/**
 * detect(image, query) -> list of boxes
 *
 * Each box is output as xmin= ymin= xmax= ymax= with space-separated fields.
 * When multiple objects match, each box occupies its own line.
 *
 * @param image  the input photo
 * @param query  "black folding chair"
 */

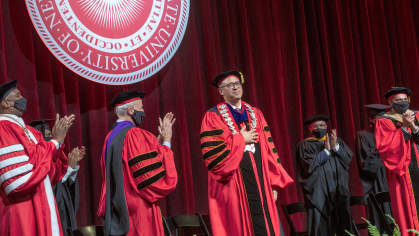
xmin=196 ymin=213 xmax=212 ymax=235
xmin=281 ymin=202 xmax=308 ymax=236
xmin=369 ymin=192 xmax=394 ymax=233
xmin=163 ymin=213 xmax=211 ymax=236
xmin=349 ymin=196 xmax=370 ymax=236
xmin=72 ymin=226 xmax=104 ymax=236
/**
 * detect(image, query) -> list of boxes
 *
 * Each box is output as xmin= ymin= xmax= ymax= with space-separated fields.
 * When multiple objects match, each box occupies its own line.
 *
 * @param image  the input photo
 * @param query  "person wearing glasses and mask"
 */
xmin=200 ymin=71 xmax=293 ymax=236
xmin=28 ymin=119 xmax=85 ymax=236
xmin=374 ymin=87 xmax=419 ymax=235
xmin=0 ymin=80 xmax=75 ymax=236
xmin=296 ymin=115 xmax=353 ymax=236
xmin=97 ymin=90 xmax=177 ymax=236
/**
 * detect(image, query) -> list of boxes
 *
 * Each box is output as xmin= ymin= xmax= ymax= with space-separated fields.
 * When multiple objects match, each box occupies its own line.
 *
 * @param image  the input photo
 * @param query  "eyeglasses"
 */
xmin=312 ymin=124 xmax=326 ymax=129
xmin=219 ymin=81 xmax=242 ymax=89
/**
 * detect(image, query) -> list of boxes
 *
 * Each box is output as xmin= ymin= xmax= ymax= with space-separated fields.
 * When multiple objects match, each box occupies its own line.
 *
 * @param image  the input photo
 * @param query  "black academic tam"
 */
xmin=384 ymin=87 xmax=412 ymax=99
xmin=212 ymin=70 xmax=244 ymax=87
xmin=109 ymin=90 xmax=146 ymax=107
xmin=304 ymin=115 xmax=330 ymax=126
xmin=0 ymin=80 xmax=17 ymax=102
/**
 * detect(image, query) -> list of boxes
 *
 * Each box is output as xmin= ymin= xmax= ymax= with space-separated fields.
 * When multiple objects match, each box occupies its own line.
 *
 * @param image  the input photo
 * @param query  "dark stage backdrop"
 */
xmin=2 ymin=0 xmax=419 ymax=234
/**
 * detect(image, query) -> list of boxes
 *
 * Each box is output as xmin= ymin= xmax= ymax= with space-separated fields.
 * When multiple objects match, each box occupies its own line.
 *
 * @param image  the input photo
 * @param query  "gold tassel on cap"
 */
xmin=239 ymin=72 xmax=244 ymax=84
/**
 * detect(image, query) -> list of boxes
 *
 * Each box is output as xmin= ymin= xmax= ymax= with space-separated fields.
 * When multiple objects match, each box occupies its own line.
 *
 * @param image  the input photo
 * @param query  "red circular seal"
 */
xmin=25 ymin=0 xmax=189 ymax=85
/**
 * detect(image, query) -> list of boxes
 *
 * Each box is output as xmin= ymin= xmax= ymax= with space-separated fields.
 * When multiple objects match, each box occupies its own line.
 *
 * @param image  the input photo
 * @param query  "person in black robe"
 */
xmin=355 ymin=104 xmax=393 ymax=234
xmin=296 ymin=115 xmax=354 ymax=236
xmin=28 ymin=120 xmax=84 ymax=236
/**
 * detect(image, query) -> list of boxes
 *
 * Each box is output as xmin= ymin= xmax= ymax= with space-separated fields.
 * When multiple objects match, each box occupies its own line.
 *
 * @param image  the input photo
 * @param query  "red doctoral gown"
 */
xmin=200 ymin=101 xmax=293 ymax=236
xmin=98 ymin=124 xmax=178 ymax=236
xmin=375 ymin=111 xmax=419 ymax=235
xmin=0 ymin=115 xmax=68 ymax=236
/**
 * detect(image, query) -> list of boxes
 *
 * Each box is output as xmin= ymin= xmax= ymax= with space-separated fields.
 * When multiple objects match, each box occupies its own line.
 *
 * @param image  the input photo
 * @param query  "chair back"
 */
xmin=350 ymin=196 xmax=368 ymax=206
xmin=72 ymin=226 xmax=104 ymax=236
xmin=281 ymin=203 xmax=308 ymax=236
xmin=164 ymin=214 xmax=211 ymax=236
xmin=196 ymin=213 xmax=212 ymax=235
xmin=373 ymin=191 xmax=392 ymax=204
xmin=369 ymin=192 xmax=393 ymax=234
xmin=349 ymin=196 xmax=370 ymax=236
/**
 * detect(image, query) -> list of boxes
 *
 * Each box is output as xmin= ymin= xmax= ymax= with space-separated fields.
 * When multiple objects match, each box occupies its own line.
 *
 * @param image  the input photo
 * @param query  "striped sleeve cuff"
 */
xmin=50 ymin=139 xmax=59 ymax=150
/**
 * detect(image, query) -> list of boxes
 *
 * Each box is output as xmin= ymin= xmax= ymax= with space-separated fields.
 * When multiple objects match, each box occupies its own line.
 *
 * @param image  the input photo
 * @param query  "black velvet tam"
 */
xmin=384 ymin=87 xmax=412 ymax=99
xmin=109 ymin=90 xmax=146 ymax=107
xmin=364 ymin=104 xmax=391 ymax=118
xmin=212 ymin=70 xmax=244 ymax=87
xmin=304 ymin=115 xmax=331 ymax=126
xmin=27 ymin=119 xmax=55 ymax=132
xmin=0 ymin=80 xmax=17 ymax=102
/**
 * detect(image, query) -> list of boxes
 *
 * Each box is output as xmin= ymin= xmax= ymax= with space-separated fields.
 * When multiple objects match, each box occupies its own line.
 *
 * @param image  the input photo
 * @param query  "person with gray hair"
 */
xmin=97 ymin=90 xmax=178 ymax=236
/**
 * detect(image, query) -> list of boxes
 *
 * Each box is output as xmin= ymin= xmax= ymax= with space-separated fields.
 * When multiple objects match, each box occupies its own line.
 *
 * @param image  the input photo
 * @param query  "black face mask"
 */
xmin=131 ymin=110 xmax=146 ymax=126
xmin=312 ymin=128 xmax=327 ymax=139
xmin=44 ymin=137 xmax=53 ymax=142
xmin=12 ymin=97 xmax=27 ymax=113
xmin=392 ymin=101 xmax=409 ymax=114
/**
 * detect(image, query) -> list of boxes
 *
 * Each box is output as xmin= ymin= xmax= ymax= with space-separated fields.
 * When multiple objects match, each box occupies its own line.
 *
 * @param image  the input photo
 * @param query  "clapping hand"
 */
xmin=331 ymin=129 xmax=338 ymax=148
xmin=52 ymin=114 xmax=76 ymax=143
xmin=403 ymin=111 xmax=417 ymax=131
xmin=158 ymin=112 xmax=176 ymax=143
xmin=68 ymin=147 xmax=80 ymax=168
xmin=77 ymin=146 xmax=86 ymax=164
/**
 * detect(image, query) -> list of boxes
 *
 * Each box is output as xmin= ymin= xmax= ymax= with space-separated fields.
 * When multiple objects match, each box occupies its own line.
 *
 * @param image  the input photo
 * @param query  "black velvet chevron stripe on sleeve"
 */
xmin=203 ymin=144 xmax=227 ymax=160
xmin=200 ymin=129 xmax=224 ymax=139
xmin=132 ymin=161 xmax=163 ymax=178
xmin=128 ymin=151 xmax=158 ymax=167
xmin=207 ymin=149 xmax=231 ymax=171
xmin=201 ymin=140 xmax=225 ymax=150
xmin=137 ymin=170 xmax=166 ymax=190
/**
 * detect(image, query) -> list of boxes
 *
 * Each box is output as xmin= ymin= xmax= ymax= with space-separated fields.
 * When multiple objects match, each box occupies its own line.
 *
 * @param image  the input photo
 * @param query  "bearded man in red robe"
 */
xmin=200 ymin=71 xmax=293 ymax=236
xmin=375 ymin=87 xmax=419 ymax=235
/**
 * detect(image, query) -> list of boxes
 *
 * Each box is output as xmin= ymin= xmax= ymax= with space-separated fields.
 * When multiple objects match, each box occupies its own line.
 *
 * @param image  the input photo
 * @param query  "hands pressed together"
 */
xmin=157 ymin=112 xmax=176 ymax=144
xmin=325 ymin=129 xmax=338 ymax=151
xmin=402 ymin=111 xmax=418 ymax=132
xmin=52 ymin=114 xmax=75 ymax=144
xmin=67 ymin=146 xmax=86 ymax=168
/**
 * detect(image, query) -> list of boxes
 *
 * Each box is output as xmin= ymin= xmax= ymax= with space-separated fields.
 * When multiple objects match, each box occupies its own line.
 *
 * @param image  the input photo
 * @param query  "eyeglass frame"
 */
xmin=219 ymin=81 xmax=242 ymax=89
xmin=311 ymin=123 xmax=327 ymax=129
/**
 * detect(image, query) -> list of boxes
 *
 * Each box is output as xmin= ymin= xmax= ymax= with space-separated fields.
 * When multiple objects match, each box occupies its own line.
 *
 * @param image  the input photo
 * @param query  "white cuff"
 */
xmin=162 ymin=141 xmax=171 ymax=149
xmin=333 ymin=144 xmax=340 ymax=152
xmin=62 ymin=165 xmax=80 ymax=183
xmin=50 ymin=140 xmax=59 ymax=150
xmin=324 ymin=149 xmax=331 ymax=156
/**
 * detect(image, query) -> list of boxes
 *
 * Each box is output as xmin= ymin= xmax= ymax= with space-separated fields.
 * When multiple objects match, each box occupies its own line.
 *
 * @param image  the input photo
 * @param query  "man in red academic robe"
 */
xmin=200 ymin=71 xmax=294 ymax=236
xmin=0 ymin=80 xmax=75 ymax=236
xmin=97 ymin=90 xmax=177 ymax=236
xmin=375 ymin=87 xmax=419 ymax=235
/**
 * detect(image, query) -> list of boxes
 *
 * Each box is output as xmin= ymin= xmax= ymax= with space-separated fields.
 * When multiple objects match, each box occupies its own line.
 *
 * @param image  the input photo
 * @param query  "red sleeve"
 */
xmin=375 ymin=118 xmax=410 ymax=176
xmin=123 ymin=128 xmax=178 ymax=203
xmin=0 ymin=121 xmax=63 ymax=197
xmin=27 ymin=126 xmax=68 ymax=186
xmin=255 ymin=108 xmax=293 ymax=190
xmin=200 ymin=110 xmax=246 ymax=182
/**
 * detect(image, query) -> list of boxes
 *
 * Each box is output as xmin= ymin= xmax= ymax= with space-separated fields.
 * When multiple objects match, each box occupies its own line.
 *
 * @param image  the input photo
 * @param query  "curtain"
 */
xmin=2 ymin=0 xmax=419 ymax=234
